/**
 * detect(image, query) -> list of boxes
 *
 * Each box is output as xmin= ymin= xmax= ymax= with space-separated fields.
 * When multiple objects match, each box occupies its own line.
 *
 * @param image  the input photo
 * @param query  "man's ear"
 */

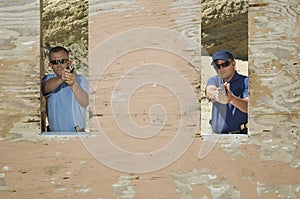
xmin=232 ymin=60 xmax=236 ymax=69
xmin=49 ymin=63 xmax=53 ymax=69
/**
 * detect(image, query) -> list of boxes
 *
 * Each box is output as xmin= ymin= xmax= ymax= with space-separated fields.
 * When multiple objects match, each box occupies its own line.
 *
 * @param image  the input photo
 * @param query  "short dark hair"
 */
xmin=49 ymin=46 xmax=69 ymax=58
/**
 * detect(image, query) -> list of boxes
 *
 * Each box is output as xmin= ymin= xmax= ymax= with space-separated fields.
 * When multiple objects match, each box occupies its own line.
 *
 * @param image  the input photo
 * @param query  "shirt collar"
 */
xmin=229 ymin=71 xmax=239 ymax=83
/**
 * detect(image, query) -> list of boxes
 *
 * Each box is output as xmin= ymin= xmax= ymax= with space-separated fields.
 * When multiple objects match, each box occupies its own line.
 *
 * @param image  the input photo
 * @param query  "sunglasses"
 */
xmin=213 ymin=60 xmax=232 ymax=69
xmin=50 ymin=59 xmax=69 ymax=65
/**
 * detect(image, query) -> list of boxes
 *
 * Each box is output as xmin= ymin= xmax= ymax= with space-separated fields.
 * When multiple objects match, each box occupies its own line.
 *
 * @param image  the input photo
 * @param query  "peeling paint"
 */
xmin=0 ymin=173 xmax=6 ymax=191
xmin=257 ymin=182 xmax=300 ymax=199
xmin=219 ymin=135 xmax=248 ymax=159
xmin=172 ymin=169 xmax=241 ymax=199
xmin=53 ymin=185 xmax=66 ymax=194
xmin=1 ymin=166 xmax=11 ymax=172
xmin=211 ymin=127 xmax=300 ymax=168
xmin=113 ymin=175 xmax=138 ymax=199
xmin=249 ymin=116 xmax=300 ymax=166
xmin=76 ymin=186 xmax=92 ymax=195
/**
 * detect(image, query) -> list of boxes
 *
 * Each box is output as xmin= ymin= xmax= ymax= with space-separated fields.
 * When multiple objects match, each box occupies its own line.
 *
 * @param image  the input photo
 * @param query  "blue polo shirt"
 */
xmin=42 ymin=74 xmax=88 ymax=132
xmin=206 ymin=72 xmax=248 ymax=133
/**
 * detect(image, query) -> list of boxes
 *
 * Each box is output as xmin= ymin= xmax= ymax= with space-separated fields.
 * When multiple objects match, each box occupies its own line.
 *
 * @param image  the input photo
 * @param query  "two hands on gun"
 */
xmin=206 ymin=82 xmax=233 ymax=104
xmin=61 ymin=64 xmax=75 ymax=86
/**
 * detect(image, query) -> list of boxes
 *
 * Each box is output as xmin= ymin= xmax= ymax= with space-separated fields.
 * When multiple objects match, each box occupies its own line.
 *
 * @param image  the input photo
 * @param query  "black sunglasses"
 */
xmin=213 ymin=60 xmax=232 ymax=69
xmin=50 ymin=59 xmax=69 ymax=65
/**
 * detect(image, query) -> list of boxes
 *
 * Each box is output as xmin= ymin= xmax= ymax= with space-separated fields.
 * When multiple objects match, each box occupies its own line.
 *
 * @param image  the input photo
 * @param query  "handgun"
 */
xmin=66 ymin=64 xmax=74 ymax=73
xmin=221 ymin=80 xmax=229 ymax=94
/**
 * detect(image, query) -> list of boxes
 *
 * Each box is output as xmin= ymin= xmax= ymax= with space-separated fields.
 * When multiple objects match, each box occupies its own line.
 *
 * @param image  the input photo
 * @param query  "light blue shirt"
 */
xmin=42 ymin=74 xmax=88 ymax=132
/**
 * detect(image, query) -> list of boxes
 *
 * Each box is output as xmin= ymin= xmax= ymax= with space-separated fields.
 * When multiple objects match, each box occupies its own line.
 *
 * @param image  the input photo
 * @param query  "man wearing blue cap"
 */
xmin=205 ymin=50 xmax=248 ymax=134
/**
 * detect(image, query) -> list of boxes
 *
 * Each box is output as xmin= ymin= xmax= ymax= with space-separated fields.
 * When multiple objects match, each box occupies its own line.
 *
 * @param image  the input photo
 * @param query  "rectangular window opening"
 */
xmin=200 ymin=0 xmax=249 ymax=136
xmin=40 ymin=0 xmax=89 ymax=136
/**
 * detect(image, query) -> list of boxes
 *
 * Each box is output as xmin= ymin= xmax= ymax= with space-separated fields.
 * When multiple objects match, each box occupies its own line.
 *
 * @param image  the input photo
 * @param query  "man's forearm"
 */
xmin=43 ymin=77 xmax=63 ymax=94
xmin=229 ymin=96 xmax=248 ymax=113
xmin=70 ymin=82 xmax=89 ymax=107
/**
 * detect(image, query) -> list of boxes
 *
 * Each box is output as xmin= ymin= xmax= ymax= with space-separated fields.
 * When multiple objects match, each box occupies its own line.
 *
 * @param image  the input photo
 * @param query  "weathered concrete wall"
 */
xmin=0 ymin=0 xmax=41 ymax=138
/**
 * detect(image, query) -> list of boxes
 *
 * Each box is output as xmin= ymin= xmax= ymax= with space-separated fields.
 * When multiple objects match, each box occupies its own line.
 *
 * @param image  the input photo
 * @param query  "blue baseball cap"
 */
xmin=212 ymin=50 xmax=234 ymax=61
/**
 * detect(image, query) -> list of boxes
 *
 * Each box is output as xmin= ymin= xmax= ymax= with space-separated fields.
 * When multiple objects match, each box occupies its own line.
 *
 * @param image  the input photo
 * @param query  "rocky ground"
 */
xmin=201 ymin=0 xmax=248 ymax=61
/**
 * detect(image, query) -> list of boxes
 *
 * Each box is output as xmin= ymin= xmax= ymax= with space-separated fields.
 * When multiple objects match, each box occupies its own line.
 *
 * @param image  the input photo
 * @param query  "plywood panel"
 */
xmin=0 ymin=0 xmax=41 ymax=138
xmin=89 ymin=0 xmax=201 ymax=137
xmin=0 ymin=1 xmax=299 ymax=199
xmin=249 ymin=0 xmax=300 ymax=114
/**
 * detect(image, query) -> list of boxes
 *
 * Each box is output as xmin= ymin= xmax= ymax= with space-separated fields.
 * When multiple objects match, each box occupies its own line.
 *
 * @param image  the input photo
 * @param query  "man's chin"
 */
xmin=55 ymin=73 xmax=62 ymax=78
xmin=55 ymin=71 xmax=63 ymax=77
xmin=219 ymin=74 xmax=226 ymax=78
